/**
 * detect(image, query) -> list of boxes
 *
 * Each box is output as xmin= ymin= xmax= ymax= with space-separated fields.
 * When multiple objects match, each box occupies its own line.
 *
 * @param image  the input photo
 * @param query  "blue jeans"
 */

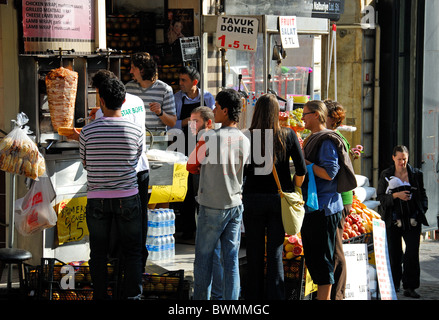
xmin=193 ymin=204 xmax=243 ymax=300
xmin=86 ymin=194 xmax=143 ymax=299
xmin=243 ymin=193 xmax=285 ymax=299
xmin=211 ymin=241 xmax=224 ymax=300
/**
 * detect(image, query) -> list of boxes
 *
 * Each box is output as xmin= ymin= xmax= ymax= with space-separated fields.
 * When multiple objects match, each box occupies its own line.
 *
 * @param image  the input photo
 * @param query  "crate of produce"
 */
xmin=36 ymin=258 xmax=119 ymax=300
xmin=142 ymin=270 xmax=184 ymax=300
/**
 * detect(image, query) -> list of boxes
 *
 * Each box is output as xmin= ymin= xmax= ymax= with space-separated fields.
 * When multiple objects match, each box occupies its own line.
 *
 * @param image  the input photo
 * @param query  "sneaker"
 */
xmin=403 ymin=289 xmax=420 ymax=298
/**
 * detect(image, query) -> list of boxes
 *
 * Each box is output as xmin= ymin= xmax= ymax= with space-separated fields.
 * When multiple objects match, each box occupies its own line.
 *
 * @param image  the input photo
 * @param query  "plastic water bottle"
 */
xmin=168 ymin=209 xmax=175 ymax=235
xmin=169 ymin=234 xmax=175 ymax=259
xmin=162 ymin=210 xmax=169 ymax=236
xmin=158 ymin=209 xmax=165 ymax=236
xmin=160 ymin=235 xmax=167 ymax=260
xmin=149 ymin=236 xmax=160 ymax=261
xmin=163 ymin=234 xmax=171 ymax=260
xmin=152 ymin=209 xmax=160 ymax=236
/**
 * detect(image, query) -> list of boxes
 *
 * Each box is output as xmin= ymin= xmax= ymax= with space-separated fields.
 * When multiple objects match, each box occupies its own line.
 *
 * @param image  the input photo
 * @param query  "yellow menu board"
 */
xmin=148 ymin=162 xmax=189 ymax=204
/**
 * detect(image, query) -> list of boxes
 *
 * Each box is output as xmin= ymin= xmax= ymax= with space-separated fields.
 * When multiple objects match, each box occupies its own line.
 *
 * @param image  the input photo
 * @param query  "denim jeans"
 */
xmin=243 ymin=193 xmax=285 ymax=299
xmin=86 ymin=194 xmax=143 ymax=299
xmin=193 ymin=204 xmax=243 ymax=300
xmin=211 ymin=241 xmax=224 ymax=300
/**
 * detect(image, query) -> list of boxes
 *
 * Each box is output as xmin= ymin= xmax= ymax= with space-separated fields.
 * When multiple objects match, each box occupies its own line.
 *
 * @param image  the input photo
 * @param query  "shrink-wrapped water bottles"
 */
xmin=146 ymin=209 xmax=176 ymax=260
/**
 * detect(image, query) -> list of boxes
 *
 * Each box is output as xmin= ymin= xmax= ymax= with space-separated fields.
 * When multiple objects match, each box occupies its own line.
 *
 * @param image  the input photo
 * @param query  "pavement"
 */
xmin=2 ymin=234 xmax=439 ymax=301
xmin=395 ymin=239 xmax=439 ymax=300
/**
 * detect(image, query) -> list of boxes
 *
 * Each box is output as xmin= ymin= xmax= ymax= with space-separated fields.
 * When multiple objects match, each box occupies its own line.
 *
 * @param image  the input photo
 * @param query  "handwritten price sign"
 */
xmin=216 ymin=16 xmax=259 ymax=52
xmin=279 ymin=16 xmax=300 ymax=48
xmin=57 ymin=196 xmax=89 ymax=245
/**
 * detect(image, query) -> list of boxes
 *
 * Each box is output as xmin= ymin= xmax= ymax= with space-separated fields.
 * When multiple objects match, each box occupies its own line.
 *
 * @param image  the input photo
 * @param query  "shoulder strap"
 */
xmin=272 ymin=163 xmax=282 ymax=193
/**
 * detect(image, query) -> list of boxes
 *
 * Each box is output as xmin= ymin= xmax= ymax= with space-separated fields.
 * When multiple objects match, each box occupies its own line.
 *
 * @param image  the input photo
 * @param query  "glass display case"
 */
xmin=201 ymin=15 xmax=330 ymax=114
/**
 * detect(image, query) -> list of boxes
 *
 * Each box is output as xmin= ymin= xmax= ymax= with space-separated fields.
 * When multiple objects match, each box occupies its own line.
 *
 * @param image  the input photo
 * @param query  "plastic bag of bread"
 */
xmin=14 ymin=173 xmax=57 ymax=236
xmin=0 ymin=112 xmax=46 ymax=179
xmin=45 ymin=66 xmax=78 ymax=131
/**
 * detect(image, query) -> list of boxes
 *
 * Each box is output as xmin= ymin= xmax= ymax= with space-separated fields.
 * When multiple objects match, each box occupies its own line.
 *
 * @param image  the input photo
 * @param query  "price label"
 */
xmin=216 ymin=16 xmax=259 ymax=52
xmin=279 ymin=16 xmax=300 ymax=48
xmin=57 ymin=196 xmax=89 ymax=245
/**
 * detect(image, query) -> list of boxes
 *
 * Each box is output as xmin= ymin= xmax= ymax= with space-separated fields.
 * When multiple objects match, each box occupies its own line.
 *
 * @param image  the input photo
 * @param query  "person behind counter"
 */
xmin=79 ymin=77 xmax=144 ymax=300
xmin=126 ymin=52 xmax=177 ymax=131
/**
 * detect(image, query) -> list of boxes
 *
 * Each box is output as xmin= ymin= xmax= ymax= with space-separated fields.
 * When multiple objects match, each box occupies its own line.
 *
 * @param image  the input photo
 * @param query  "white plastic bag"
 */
xmin=0 ymin=113 xmax=46 ymax=179
xmin=14 ymin=174 xmax=57 ymax=236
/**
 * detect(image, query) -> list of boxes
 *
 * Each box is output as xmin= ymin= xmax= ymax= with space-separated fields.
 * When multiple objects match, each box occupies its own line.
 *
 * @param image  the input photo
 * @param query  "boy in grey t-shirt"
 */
xmin=187 ymin=89 xmax=250 ymax=300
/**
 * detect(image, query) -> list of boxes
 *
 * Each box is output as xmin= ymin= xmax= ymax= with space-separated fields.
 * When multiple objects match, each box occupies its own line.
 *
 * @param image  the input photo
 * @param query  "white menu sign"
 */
xmin=343 ymin=243 xmax=370 ymax=300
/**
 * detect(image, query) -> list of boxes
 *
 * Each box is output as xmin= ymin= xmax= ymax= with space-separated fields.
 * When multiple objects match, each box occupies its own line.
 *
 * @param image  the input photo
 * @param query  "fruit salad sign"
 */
xmin=279 ymin=16 xmax=300 ymax=49
xmin=56 ymin=196 xmax=89 ymax=245
xmin=372 ymin=218 xmax=397 ymax=300
xmin=216 ymin=16 xmax=259 ymax=52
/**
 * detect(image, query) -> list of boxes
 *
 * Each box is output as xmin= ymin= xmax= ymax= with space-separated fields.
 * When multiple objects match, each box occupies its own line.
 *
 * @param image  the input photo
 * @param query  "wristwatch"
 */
xmin=157 ymin=108 xmax=163 ymax=116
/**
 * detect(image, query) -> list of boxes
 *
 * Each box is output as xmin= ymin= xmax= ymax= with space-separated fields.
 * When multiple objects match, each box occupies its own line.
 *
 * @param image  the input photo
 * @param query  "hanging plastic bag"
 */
xmin=306 ymin=163 xmax=319 ymax=211
xmin=0 ymin=112 xmax=46 ymax=179
xmin=14 ymin=173 xmax=57 ymax=236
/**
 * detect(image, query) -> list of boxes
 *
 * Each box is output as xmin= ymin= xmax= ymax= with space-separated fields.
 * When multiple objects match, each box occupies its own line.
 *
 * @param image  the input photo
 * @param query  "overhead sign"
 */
xmin=21 ymin=0 xmax=95 ymax=54
xmin=372 ymin=219 xmax=398 ymax=300
xmin=279 ymin=16 xmax=299 ymax=49
xmin=343 ymin=243 xmax=370 ymax=300
xmin=216 ymin=16 xmax=259 ymax=52
xmin=312 ymin=0 xmax=345 ymax=21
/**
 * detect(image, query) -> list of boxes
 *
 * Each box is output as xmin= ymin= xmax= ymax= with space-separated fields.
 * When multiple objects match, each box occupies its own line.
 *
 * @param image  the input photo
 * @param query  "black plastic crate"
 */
xmin=343 ymin=232 xmax=374 ymax=253
xmin=142 ymin=270 xmax=184 ymax=300
xmin=36 ymin=258 xmax=119 ymax=300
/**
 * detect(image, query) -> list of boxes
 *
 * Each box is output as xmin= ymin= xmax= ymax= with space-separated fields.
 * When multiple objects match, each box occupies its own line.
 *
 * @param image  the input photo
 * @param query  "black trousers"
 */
xmin=386 ymin=222 xmax=422 ymax=290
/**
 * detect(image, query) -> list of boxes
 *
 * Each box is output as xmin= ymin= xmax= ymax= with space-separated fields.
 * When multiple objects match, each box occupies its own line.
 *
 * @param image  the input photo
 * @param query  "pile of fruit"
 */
xmin=279 ymin=109 xmax=305 ymax=132
xmin=343 ymin=196 xmax=381 ymax=240
xmin=142 ymin=272 xmax=180 ymax=293
xmin=279 ymin=108 xmax=310 ymax=147
xmin=283 ymin=234 xmax=304 ymax=259
xmin=142 ymin=271 xmax=182 ymax=299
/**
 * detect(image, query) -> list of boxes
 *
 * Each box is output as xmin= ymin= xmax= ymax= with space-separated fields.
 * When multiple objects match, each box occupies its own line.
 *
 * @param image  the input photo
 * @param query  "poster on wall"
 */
xmin=166 ymin=9 xmax=194 ymax=45
xmin=21 ymin=0 xmax=95 ymax=54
